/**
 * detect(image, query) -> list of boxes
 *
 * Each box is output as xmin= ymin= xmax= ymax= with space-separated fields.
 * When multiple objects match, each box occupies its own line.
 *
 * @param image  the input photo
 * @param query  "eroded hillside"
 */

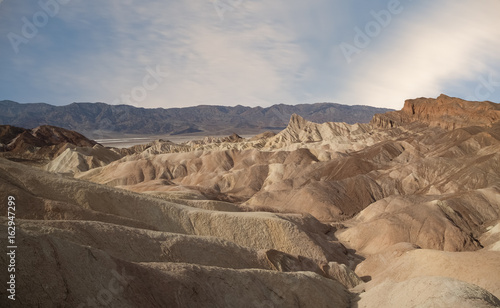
xmin=1 ymin=95 xmax=499 ymax=307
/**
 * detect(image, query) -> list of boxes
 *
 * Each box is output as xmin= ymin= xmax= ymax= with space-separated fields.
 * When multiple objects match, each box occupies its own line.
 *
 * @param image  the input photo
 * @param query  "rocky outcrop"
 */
xmin=44 ymin=144 xmax=123 ymax=173
xmin=0 ymin=125 xmax=26 ymax=146
xmin=371 ymin=94 xmax=500 ymax=129
xmin=266 ymin=114 xmax=372 ymax=148
xmin=249 ymin=131 xmax=276 ymax=141
xmin=0 ymin=124 xmax=97 ymax=161
xmin=30 ymin=125 xmax=97 ymax=147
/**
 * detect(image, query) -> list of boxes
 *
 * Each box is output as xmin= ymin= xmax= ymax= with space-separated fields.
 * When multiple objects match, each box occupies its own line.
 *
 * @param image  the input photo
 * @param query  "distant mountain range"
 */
xmin=0 ymin=100 xmax=393 ymax=138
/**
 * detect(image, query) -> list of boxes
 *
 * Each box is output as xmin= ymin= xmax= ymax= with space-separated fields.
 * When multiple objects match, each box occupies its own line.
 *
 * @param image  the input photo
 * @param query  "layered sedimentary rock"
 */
xmin=0 ymin=124 xmax=98 ymax=163
xmin=2 ymin=94 xmax=500 ymax=306
xmin=371 ymin=94 xmax=500 ymax=129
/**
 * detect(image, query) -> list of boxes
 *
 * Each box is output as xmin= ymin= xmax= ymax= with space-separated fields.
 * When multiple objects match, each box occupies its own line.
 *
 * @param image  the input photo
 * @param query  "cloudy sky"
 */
xmin=1 ymin=0 xmax=499 ymax=109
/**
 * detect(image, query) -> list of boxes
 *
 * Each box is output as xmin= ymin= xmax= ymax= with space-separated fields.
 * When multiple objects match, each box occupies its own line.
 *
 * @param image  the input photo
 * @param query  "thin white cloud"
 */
xmin=336 ymin=0 xmax=500 ymax=109
xmin=34 ymin=0 xmax=309 ymax=108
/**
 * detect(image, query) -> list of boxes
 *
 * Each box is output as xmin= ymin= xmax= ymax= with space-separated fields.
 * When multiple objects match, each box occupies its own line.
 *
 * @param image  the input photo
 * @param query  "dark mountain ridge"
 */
xmin=0 ymin=100 xmax=392 ymax=138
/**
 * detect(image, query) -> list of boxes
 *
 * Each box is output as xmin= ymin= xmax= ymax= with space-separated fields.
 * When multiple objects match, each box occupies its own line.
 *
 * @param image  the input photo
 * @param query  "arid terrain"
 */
xmin=1 ymin=94 xmax=500 ymax=307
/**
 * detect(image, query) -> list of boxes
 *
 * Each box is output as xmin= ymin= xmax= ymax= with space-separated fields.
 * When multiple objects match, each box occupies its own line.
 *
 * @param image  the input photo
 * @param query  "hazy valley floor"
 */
xmin=96 ymin=134 xmax=258 ymax=149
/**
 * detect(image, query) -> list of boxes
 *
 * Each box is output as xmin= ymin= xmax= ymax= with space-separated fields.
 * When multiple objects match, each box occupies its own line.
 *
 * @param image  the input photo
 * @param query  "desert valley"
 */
xmin=1 ymin=94 xmax=500 ymax=307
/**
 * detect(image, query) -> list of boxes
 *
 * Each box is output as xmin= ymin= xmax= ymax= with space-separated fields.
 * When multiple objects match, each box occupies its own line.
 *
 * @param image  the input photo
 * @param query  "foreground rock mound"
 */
xmin=356 ymin=276 xmax=500 ymax=308
xmin=355 ymin=243 xmax=500 ymax=298
xmin=0 ymin=157 xmax=359 ymax=306
xmin=0 ymin=227 xmax=351 ymax=307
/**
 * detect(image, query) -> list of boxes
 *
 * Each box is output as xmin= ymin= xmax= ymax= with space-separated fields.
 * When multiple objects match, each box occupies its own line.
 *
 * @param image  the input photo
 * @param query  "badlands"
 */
xmin=1 ymin=94 xmax=500 ymax=307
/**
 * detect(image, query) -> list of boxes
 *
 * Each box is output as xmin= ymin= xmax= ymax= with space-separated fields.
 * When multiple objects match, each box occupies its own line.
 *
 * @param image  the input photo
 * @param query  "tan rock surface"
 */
xmin=356 ymin=276 xmax=500 ymax=308
xmin=44 ymin=144 xmax=122 ymax=173
xmin=336 ymin=190 xmax=500 ymax=253
xmin=2 ymin=95 xmax=500 ymax=306
xmin=481 ymin=221 xmax=500 ymax=251
xmin=0 ymin=157 xmax=348 ymax=263
xmin=355 ymin=243 xmax=500 ymax=298
xmin=0 ymin=228 xmax=351 ymax=307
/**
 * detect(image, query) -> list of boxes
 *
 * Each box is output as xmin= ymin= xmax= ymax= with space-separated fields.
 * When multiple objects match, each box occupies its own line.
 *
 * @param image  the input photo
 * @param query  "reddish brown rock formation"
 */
xmin=371 ymin=94 xmax=500 ymax=129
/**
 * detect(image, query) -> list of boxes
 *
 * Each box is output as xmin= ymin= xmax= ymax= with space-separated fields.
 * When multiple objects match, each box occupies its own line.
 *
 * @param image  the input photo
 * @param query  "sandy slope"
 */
xmin=2 ymin=95 xmax=500 ymax=307
xmin=0 ymin=157 xmax=360 ymax=306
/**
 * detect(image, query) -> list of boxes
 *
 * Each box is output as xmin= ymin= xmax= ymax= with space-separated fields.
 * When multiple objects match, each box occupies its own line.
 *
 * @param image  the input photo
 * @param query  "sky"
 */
xmin=0 ymin=0 xmax=499 ymax=110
